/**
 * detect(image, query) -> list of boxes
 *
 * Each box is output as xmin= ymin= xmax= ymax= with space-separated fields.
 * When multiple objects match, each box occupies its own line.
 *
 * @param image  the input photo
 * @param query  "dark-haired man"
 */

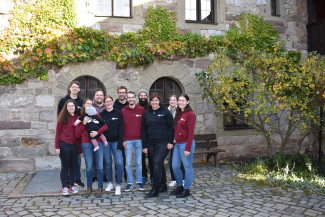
xmin=121 ymin=91 xmax=145 ymax=192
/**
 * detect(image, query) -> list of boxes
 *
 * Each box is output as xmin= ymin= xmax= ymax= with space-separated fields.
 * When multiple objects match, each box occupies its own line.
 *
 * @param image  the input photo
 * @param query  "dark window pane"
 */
xmin=150 ymin=77 xmax=182 ymax=107
xmin=74 ymin=76 xmax=106 ymax=100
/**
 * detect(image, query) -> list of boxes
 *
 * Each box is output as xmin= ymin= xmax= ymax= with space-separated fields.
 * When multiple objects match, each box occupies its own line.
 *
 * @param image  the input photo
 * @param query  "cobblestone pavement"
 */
xmin=1 ymin=164 xmax=325 ymax=217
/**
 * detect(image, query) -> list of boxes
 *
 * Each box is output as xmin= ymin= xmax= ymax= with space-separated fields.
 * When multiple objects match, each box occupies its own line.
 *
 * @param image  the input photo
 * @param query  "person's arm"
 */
xmin=185 ymin=113 xmax=196 ymax=153
xmin=141 ymin=113 xmax=147 ymax=150
xmin=94 ymin=114 xmax=105 ymax=125
xmin=117 ymin=112 xmax=124 ymax=151
xmin=55 ymin=121 xmax=63 ymax=153
xmin=57 ymin=99 xmax=64 ymax=116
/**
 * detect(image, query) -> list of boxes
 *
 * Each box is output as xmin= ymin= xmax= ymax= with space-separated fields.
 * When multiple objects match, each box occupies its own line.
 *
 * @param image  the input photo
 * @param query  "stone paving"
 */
xmin=1 ymin=164 xmax=325 ymax=217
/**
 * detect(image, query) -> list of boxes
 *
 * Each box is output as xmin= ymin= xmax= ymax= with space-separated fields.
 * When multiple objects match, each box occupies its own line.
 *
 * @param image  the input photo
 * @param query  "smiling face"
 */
xmin=84 ymin=100 xmax=92 ymax=109
xmin=67 ymin=102 xmax=76 ymax=115
xmin=178 ymin=96 xmax=189 ymax=111
xmin=94 ymin=91 xmax=104 ymax=105
xmin=104 ymin=97 xmax=114 ymax=110
xmin=118 ymin=88 xmax=127 ymax=101
xmin=69 ymin=83 xmax=80 ymax=96
xmin=127 ymin=93 xmax=136 ymax=106
xmin=150 ymin=97 xmax=160 ymax=110
xmin=139 ymin=92 xmax=147 ymax=102
xmin=169 ymin=96 xmax=177 ymax=108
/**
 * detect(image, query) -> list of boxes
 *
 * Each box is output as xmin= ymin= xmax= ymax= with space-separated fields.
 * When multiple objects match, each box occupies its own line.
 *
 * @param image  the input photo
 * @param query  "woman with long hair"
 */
xmin=100 ymin=95 xmax=124 ymax=196
xmin=75 ymin=98 xmax=108 ymax=197
xmin=168 ymin=95 xmax=185 ymax=187
xmin=55 ymin=99 xmax=80 ymax=195
xmin=171 ymin=93 xmax=196 ymax=198
xmin=141 ymin=93 xmax=174 ymax=198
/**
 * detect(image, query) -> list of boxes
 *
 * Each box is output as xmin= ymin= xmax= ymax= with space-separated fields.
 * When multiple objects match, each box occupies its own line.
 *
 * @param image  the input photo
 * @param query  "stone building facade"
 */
xmin=0 ymin=0 xmax=311 ymax=171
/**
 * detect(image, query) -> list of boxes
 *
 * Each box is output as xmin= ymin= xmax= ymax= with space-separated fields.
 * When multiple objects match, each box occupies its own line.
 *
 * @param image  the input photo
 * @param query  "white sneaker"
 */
xmin=105 ymin=182 xmax=113 ymax=192
xmin=62 ymin=187 xmax=69 ymax=195
xmin=169 ymin=181 xmax=176 ymax=187
xmin=115 ymin=186 xmax=121 ymax=195
xmin=69 ymin=186 xmax=78 ymax=194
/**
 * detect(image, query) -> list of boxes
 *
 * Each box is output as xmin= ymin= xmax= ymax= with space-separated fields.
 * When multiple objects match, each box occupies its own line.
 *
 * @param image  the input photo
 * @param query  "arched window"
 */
xmin=149 ymin=77 xmax=182 ymax=107
xmin=74 ymin=76 xmax=106 ymax=99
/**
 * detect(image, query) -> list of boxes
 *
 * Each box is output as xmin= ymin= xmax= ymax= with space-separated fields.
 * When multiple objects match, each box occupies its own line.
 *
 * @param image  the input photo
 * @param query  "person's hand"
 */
xmin=123 ymin=142 xmax=127 ymax=149
xmin=143 ymin=148 xmax=148 ymax=154
xmin=90 ymin=131 xmax=98 ymax=138
xmin=167 ymin=143 xmax=173 ymax=150
xmin=55 ymin=149 xmax=60 ymax=155
xmin=184 ymin=151 xmax=190 ymax=157
xmin=83 ymin=116 xmax=89 ymax=125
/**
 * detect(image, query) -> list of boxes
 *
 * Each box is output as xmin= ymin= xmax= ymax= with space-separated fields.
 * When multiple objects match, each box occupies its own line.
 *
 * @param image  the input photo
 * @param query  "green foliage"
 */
xmin=224 ymin=12 xmax=279 ymax=60
xmin=232 ymin=154 xmax=325 ymax=193
xmin=143 ymin=6 xmax=177 ymax=42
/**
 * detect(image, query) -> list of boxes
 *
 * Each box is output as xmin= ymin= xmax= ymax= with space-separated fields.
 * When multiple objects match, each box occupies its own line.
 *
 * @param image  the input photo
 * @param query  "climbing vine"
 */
xmin=0 ymin=3 xmax=284 ymax=85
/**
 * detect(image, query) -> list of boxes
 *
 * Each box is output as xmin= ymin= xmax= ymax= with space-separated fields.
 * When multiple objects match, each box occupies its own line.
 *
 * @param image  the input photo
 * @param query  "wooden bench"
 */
xmin=194 ymin=134 xmax=225 ymax=166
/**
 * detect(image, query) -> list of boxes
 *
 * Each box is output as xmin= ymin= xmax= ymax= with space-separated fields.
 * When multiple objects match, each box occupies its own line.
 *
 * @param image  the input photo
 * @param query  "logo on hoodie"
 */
xmin=181 ymin=118 xmax=185 ymax=121
xmin=112 ymin=117 xmax=118 ymax=120
xmin=136 ymin=114 xmax=142 ymax=117
xmin=158 ymin=114 xmax=164 ymax=117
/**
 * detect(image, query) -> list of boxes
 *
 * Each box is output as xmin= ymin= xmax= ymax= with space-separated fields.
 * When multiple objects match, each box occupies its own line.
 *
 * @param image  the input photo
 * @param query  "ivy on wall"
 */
xmin=0 ymin=1 xmax=280 ymax=85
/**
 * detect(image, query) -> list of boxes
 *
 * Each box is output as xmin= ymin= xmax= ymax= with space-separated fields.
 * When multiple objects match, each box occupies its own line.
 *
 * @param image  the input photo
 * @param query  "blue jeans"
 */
xmin=82 ymin=142 xmax=104 ymax=188
xmin=103 ymin=141 xmax=123 ymax=185
xmin=125 ymin=140 xmax=142 ymax=184
xmin=172 ymin=141 xmax=196 ymax=189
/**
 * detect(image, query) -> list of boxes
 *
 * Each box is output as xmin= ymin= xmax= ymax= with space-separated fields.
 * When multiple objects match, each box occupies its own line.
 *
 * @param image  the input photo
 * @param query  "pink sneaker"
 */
xmin=69 ymin=186 xmax=79 ymax=194
xmin=62 ymin=187 xmax=69 ymax=195
xmin=94 ymin=146 xmax=99 ymax=152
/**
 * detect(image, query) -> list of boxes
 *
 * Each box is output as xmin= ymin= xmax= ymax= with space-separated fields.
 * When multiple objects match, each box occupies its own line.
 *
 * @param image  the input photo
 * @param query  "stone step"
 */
xmin=0 ymin=157 xmax=35 ymax=172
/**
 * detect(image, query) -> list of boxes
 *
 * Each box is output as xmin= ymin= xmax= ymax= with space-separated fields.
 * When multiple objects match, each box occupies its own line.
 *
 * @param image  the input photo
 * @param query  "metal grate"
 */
xmin=22 ymin=170 xmax=92 ymax=194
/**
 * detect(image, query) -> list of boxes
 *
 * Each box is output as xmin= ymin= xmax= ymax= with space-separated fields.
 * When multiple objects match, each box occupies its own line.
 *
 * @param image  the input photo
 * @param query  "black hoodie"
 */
xmin=100 ymin=108 xmax=124 ymax=150
xmin=113 ymin=99 xmax=128 ymax=112
xmin=57 ymin=95 xmax=83 ymax=116
xmin=141 ymin=105 xmax=174 ymax=149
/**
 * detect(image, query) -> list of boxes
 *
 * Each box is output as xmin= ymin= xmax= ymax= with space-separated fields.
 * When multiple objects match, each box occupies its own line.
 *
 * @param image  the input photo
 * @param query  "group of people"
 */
xmin=55 ymin=80 xmax=196 ymax=199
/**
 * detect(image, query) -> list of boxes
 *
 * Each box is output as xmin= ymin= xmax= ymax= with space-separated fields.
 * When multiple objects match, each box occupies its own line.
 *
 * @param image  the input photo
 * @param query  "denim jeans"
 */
xmin=82 ymin=142 xmax=104 ymax=188
xmin=103 ymin=141 xmax=123 ymax=185
xmin=125 ymin=139 xmax=142 ymax=184
xmin=172 ymin=141 xmax=196 ymax=189
xmin=142 ymin=152 xmax=153 ymax=179
xmin=75 ymin=154 xmax=81 ymax=180
xmin=59 ymin=141 xmax=79 ymax=188
xmin=169 ymin=147 xmax=185 ymax=181
xmin=147 ymin=142 xmax=169 ymax=189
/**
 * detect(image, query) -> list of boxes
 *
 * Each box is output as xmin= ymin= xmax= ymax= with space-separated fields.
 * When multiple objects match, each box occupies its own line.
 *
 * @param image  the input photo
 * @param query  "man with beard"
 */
xmin=93 ymin=89 xmax=106 ymax=114
xmin=113 ymin=86 xmax=129 ymax=182
xmin=137 ymin=89 xmax=153 ymax=185
xmin=121 ymin=91 xmax=145 ymax=192
xmin=114 ymin=86 xmax=129 ymax=111
xmin=92 ymin=89 xmax=108 ymax=183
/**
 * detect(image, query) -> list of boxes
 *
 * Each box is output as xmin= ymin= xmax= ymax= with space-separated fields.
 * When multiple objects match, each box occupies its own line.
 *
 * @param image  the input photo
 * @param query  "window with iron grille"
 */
xmin=96 ymin=0 xmax=131 ymax=17
xmin=223 ymin=103 xmax=250 ymax=130
xmin=186 ymin=0 xmax=216 ymax=23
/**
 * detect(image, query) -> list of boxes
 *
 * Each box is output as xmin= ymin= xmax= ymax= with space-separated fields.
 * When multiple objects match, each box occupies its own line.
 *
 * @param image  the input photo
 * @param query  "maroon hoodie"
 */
xmin=174 ymin=110 xmax=196 ymax=152
xmin=121 ymin=104 xmax=145 ymax=141
xmin=55 ymin=114 xmax=79 ymax=149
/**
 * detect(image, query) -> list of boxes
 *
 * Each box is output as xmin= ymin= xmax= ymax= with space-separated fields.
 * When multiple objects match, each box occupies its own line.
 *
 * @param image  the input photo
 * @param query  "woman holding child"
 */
xmin=75 ymin=98 xmax=108 ymax=197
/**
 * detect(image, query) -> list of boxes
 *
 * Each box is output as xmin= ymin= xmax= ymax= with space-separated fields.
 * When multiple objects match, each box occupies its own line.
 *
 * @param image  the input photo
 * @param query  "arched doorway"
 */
xmin=74 ymin=76 xmax=106 ymax=99
xmin=149 ymin=77 xmax=182 ymax=107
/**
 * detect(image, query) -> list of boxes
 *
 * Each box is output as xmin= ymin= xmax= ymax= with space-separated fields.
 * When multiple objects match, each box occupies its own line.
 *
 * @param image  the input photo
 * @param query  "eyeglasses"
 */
xmin=105 ymin=101 xmax=113 ymax=104
xmin=71 ymin=86 xmax=79 ymax=89
xmin=128 ymin=96 xmax=136 ymax=99
xmin=118 ymin=92 xmax=126 ymax=94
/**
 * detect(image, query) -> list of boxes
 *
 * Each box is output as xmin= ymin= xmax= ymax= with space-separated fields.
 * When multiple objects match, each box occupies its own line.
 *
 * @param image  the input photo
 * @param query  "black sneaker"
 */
xmin=92 ymin=177 xmax=97 ymax=182
xmin=74 ymin=179 xmax=85 ymax=187
xmin=103 ymin=176 xmax=108 ymax=183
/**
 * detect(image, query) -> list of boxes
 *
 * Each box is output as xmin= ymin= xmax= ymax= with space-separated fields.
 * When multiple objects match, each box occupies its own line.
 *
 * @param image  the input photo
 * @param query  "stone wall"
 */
xmin=77 ymin=0 xmax=308 ymax=52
